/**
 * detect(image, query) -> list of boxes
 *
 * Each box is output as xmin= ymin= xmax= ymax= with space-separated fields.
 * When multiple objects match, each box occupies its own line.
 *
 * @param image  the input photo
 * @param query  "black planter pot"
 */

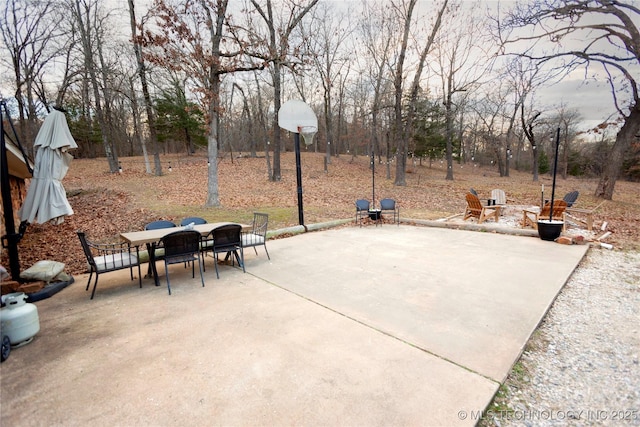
xmin=537 ymin=220 xmax=563 ymax=241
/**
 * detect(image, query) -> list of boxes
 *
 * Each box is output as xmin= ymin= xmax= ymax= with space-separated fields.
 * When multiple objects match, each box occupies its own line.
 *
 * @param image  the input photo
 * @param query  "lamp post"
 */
xmin=278 ymin=100 xmax=317 ymax=228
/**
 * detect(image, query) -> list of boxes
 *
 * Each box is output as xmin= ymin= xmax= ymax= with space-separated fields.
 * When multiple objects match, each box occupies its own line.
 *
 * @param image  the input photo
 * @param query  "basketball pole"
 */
xmin=278 ymin=100 xmax=316 ymax=231
xmin=294 ymin=130 xmax=304 ymax=227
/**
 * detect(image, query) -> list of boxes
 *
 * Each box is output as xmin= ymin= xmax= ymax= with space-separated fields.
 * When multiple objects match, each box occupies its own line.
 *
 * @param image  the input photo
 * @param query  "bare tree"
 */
xmin=300 ymin=1 xmax=353 ymax=165
xmin=248 ymin=0 xmax=320 ymax=182
xmin=68 ymin=0 xmax=119 ymax=173
xmin=432 ymin=2 xmax=488 ymax=181
xmin=1 ymin=0 xmax=65 ymax=147
xmin=389 ymin=0 xmax=416 ymax=186
xmin=498 ymin=56 xmax=558 ymax=178
xmin=143 ymin=0 xmax=265 ymax=206
xmin=128 ymin=0 xmax=159 ymax=175
xmin=399 ymin=0 xmax=448 ymax=185
xmin=497 ymin=0 xmax=640 ymax=200
xmin=521 ymin=105 xmax=542 ymax=182
xmin=554 ymin=104 xmax=582 ymax=179
xmin=472 ymin=82 xmax=510 ymax=175
xmin=356 ymin=0 xmax=396 ymax=167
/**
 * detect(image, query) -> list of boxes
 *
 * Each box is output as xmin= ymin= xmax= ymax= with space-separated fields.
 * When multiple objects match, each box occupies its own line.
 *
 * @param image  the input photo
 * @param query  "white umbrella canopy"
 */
xmin=19 ymin=109 xmax=78 ymax=225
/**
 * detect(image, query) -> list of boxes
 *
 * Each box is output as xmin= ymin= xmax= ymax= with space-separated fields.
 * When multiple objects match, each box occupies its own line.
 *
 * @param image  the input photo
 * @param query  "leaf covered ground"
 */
xmin=4 ymin=151 xmax=639 ymax=277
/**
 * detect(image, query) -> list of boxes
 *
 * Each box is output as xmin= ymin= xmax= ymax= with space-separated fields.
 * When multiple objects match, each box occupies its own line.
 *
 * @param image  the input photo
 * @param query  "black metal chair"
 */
xmin=355 ymin=199 xmax=370 ymax=226
xmin=157 ymin=230 xmax=204 ymax=295
xmin=145 ymin=220 xmax=176 ymax=230
xmin=77 ymin=231 xmax=142 ymax=299
xmin=379 ymin=198 xmax=399 ymax=225
xmin=142 ymin=220 xmax=177 ymax=276
xmin=179 ymin=217 xmax=207 ymax=226
xmin=203 ymin=224 xmax=245 ymax=279
xmin=563 ymin=191 xmax=579 ymax=207
xmin=241 ymin=213 xmax=270 ymax=260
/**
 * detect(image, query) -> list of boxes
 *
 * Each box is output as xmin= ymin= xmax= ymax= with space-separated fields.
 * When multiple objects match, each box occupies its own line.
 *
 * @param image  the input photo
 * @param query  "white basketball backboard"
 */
xmin=278 ymin=100 xmax=317 ymax=133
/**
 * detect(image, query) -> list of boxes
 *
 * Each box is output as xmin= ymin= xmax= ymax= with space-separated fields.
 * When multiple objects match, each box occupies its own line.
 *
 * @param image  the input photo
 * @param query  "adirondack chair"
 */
xmin=563 ymin=191 xmax=579 ymax=207
xmin=491 ymin=189 xmax=507 ymax=205
xmin=522 ymin=200 xmax=568 ymax=229
xmin=463 ymin=193 xmax=501 ymax=224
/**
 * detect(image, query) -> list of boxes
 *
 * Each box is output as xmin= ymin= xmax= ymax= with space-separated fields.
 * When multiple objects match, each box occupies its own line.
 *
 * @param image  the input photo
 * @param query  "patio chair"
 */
xmin=178 ymin=218 xmax=207 ymax=268
xmin=490 ymin=189 xmax=507 ymax=206
xmin=522 ymin=200 xmax=568 ymax=229
xmin=145 ymin=220 xmax=176 ymax=230
xmin=179 ymin=217 xmax=207 ymax=226
xmin=157 ymin=230 xmax=204 ymax=295
xmin=143 ymin=220 xmax=177 ymax=271
xmin=241 ymin=212 xmax=270 ymax=259
xmin=203 ymin=224 xmax=245 ymax=279
xmin=563 ymin=191 xmax=579 ymax=207
xmin=355 ymin=199 xmax=370 ymax=226
xmin=463 ymin=193 xmax=501 ymax=224
xmin=379 ymin=198 xmax=400 ymax=225
xmin=77 ymin=231 xmax=142 ymax=300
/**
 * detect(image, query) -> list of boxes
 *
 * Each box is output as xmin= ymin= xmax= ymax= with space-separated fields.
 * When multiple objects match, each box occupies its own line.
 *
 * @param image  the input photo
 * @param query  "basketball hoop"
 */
xmin=298 ymin=126 xmax=317 ymax=147
xmin=278 ymin=100 xmax=318 ymax=227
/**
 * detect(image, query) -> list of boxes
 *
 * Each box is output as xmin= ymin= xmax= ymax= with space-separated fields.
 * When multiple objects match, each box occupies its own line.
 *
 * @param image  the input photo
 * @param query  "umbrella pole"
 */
xmin=0 ymin=103 xmax=23 ymax=281
xmin=371 ymin=148 xmax=375 ymax=208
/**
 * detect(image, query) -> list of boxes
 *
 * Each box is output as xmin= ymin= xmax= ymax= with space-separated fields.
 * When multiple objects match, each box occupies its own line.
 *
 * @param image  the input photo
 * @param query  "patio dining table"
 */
xmin=120 ymin=222 xmax=247 ymax=286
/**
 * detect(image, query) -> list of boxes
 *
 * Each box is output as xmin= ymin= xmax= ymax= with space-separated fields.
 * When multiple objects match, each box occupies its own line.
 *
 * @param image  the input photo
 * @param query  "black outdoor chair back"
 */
xmin=145 ymin=220 xmax=176 ymax=230
xmin=563 ymin=191 xmax=579 ymax=207
xmin=158 ymin=230 xmax=204 ymax=295
xmin=206 ymin=224 xmax=245 ymax=279
xmin=355 ymin=199 xmax=370 ymax=226
xmin=212 ymin=224 xmax=242 ymax=252
xmin=180 ymin=217 xmax=207 ymax=226
xmin=241 ymin=213 xmax=270 ymax=259
xmin=77 ymin=231 xmax=141 ymax=299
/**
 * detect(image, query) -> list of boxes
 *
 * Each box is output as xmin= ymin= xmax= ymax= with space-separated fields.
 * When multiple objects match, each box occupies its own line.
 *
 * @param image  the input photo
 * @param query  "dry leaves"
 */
xmin=3 ymin=152 xmax=639 ymax=277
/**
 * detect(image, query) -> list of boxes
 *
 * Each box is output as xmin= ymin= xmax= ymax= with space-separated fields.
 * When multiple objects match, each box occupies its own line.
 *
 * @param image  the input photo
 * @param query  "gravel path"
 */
xmin=481 ymin=248 xmax=640 ymax=426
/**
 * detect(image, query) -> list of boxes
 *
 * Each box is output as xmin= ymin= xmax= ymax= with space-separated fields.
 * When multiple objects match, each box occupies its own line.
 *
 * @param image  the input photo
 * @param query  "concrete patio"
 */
xmin=0 ymin=224 xmax=589 ymax=426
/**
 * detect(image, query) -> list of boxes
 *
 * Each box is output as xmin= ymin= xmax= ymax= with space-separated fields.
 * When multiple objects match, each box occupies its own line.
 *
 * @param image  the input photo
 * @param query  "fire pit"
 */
xmin=368 ymin=209 xmax=381 ymax=221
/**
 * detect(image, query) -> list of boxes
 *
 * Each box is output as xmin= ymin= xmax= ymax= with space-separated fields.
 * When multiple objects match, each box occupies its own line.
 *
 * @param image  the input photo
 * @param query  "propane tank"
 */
xmin=1 ymin=292 xmax=40 ymax=347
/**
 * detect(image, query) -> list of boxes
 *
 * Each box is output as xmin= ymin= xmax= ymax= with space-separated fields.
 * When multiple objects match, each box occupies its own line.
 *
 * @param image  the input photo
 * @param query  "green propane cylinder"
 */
xmin=1 ymin=292 xmax=40 ymax=347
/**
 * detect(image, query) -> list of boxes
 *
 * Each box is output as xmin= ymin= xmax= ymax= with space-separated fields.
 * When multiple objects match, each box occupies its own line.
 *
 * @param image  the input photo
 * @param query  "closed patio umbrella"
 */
xmin=19 ymin=109 xmax=77 ymax=225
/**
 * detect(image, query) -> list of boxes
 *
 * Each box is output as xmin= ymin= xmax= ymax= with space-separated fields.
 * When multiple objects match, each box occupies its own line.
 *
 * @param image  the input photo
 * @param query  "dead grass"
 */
xmin=4 ymin=151 xmax=639 ymax=276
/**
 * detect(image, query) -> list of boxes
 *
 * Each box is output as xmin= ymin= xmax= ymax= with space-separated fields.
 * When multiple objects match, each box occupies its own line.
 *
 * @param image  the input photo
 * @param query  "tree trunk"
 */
xmin=445 ymin=91 xmax=454 ymax=180
xmin=532 ymin=146 xmax=539 ymax=182
xmin=272 ymin=61 xmax=282 ymax=182
xmin=595 ymin=105 xmax=640 ymax=199
xmin=128 ymin=0 xmax=161 ymax=176
xmin=128 ymin=77 xmax=151 ymax=173
xmin=393 ymin=0 xmax=417 ymax=186
xmin=73 ymin=0 xmax=118 ymax=173
xmin=206 ymin=74 xmax=221 ymax=207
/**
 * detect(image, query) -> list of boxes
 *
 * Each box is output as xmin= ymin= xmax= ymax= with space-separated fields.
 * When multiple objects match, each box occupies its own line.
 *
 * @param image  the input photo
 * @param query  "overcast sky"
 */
xmin=537 ymin=71 xmax=620 ymax=133
xmin=6 ymin=0 xmax=634 ymax=140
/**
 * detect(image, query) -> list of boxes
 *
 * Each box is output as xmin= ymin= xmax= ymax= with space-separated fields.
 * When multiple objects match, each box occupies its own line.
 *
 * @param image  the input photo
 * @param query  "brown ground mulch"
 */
xmin=3 ymin=152 xmax=639 ymax=278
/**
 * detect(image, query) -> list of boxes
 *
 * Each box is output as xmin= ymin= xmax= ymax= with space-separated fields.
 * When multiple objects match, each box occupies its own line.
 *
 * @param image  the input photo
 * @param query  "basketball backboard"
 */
xmin=278 ymin=100 xmax=317 ymax=133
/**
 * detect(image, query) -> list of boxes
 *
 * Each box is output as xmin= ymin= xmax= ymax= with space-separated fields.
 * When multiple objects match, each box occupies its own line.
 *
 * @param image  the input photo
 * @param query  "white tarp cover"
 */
xmin=19 ymin=109 xmax=77 ymax=225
